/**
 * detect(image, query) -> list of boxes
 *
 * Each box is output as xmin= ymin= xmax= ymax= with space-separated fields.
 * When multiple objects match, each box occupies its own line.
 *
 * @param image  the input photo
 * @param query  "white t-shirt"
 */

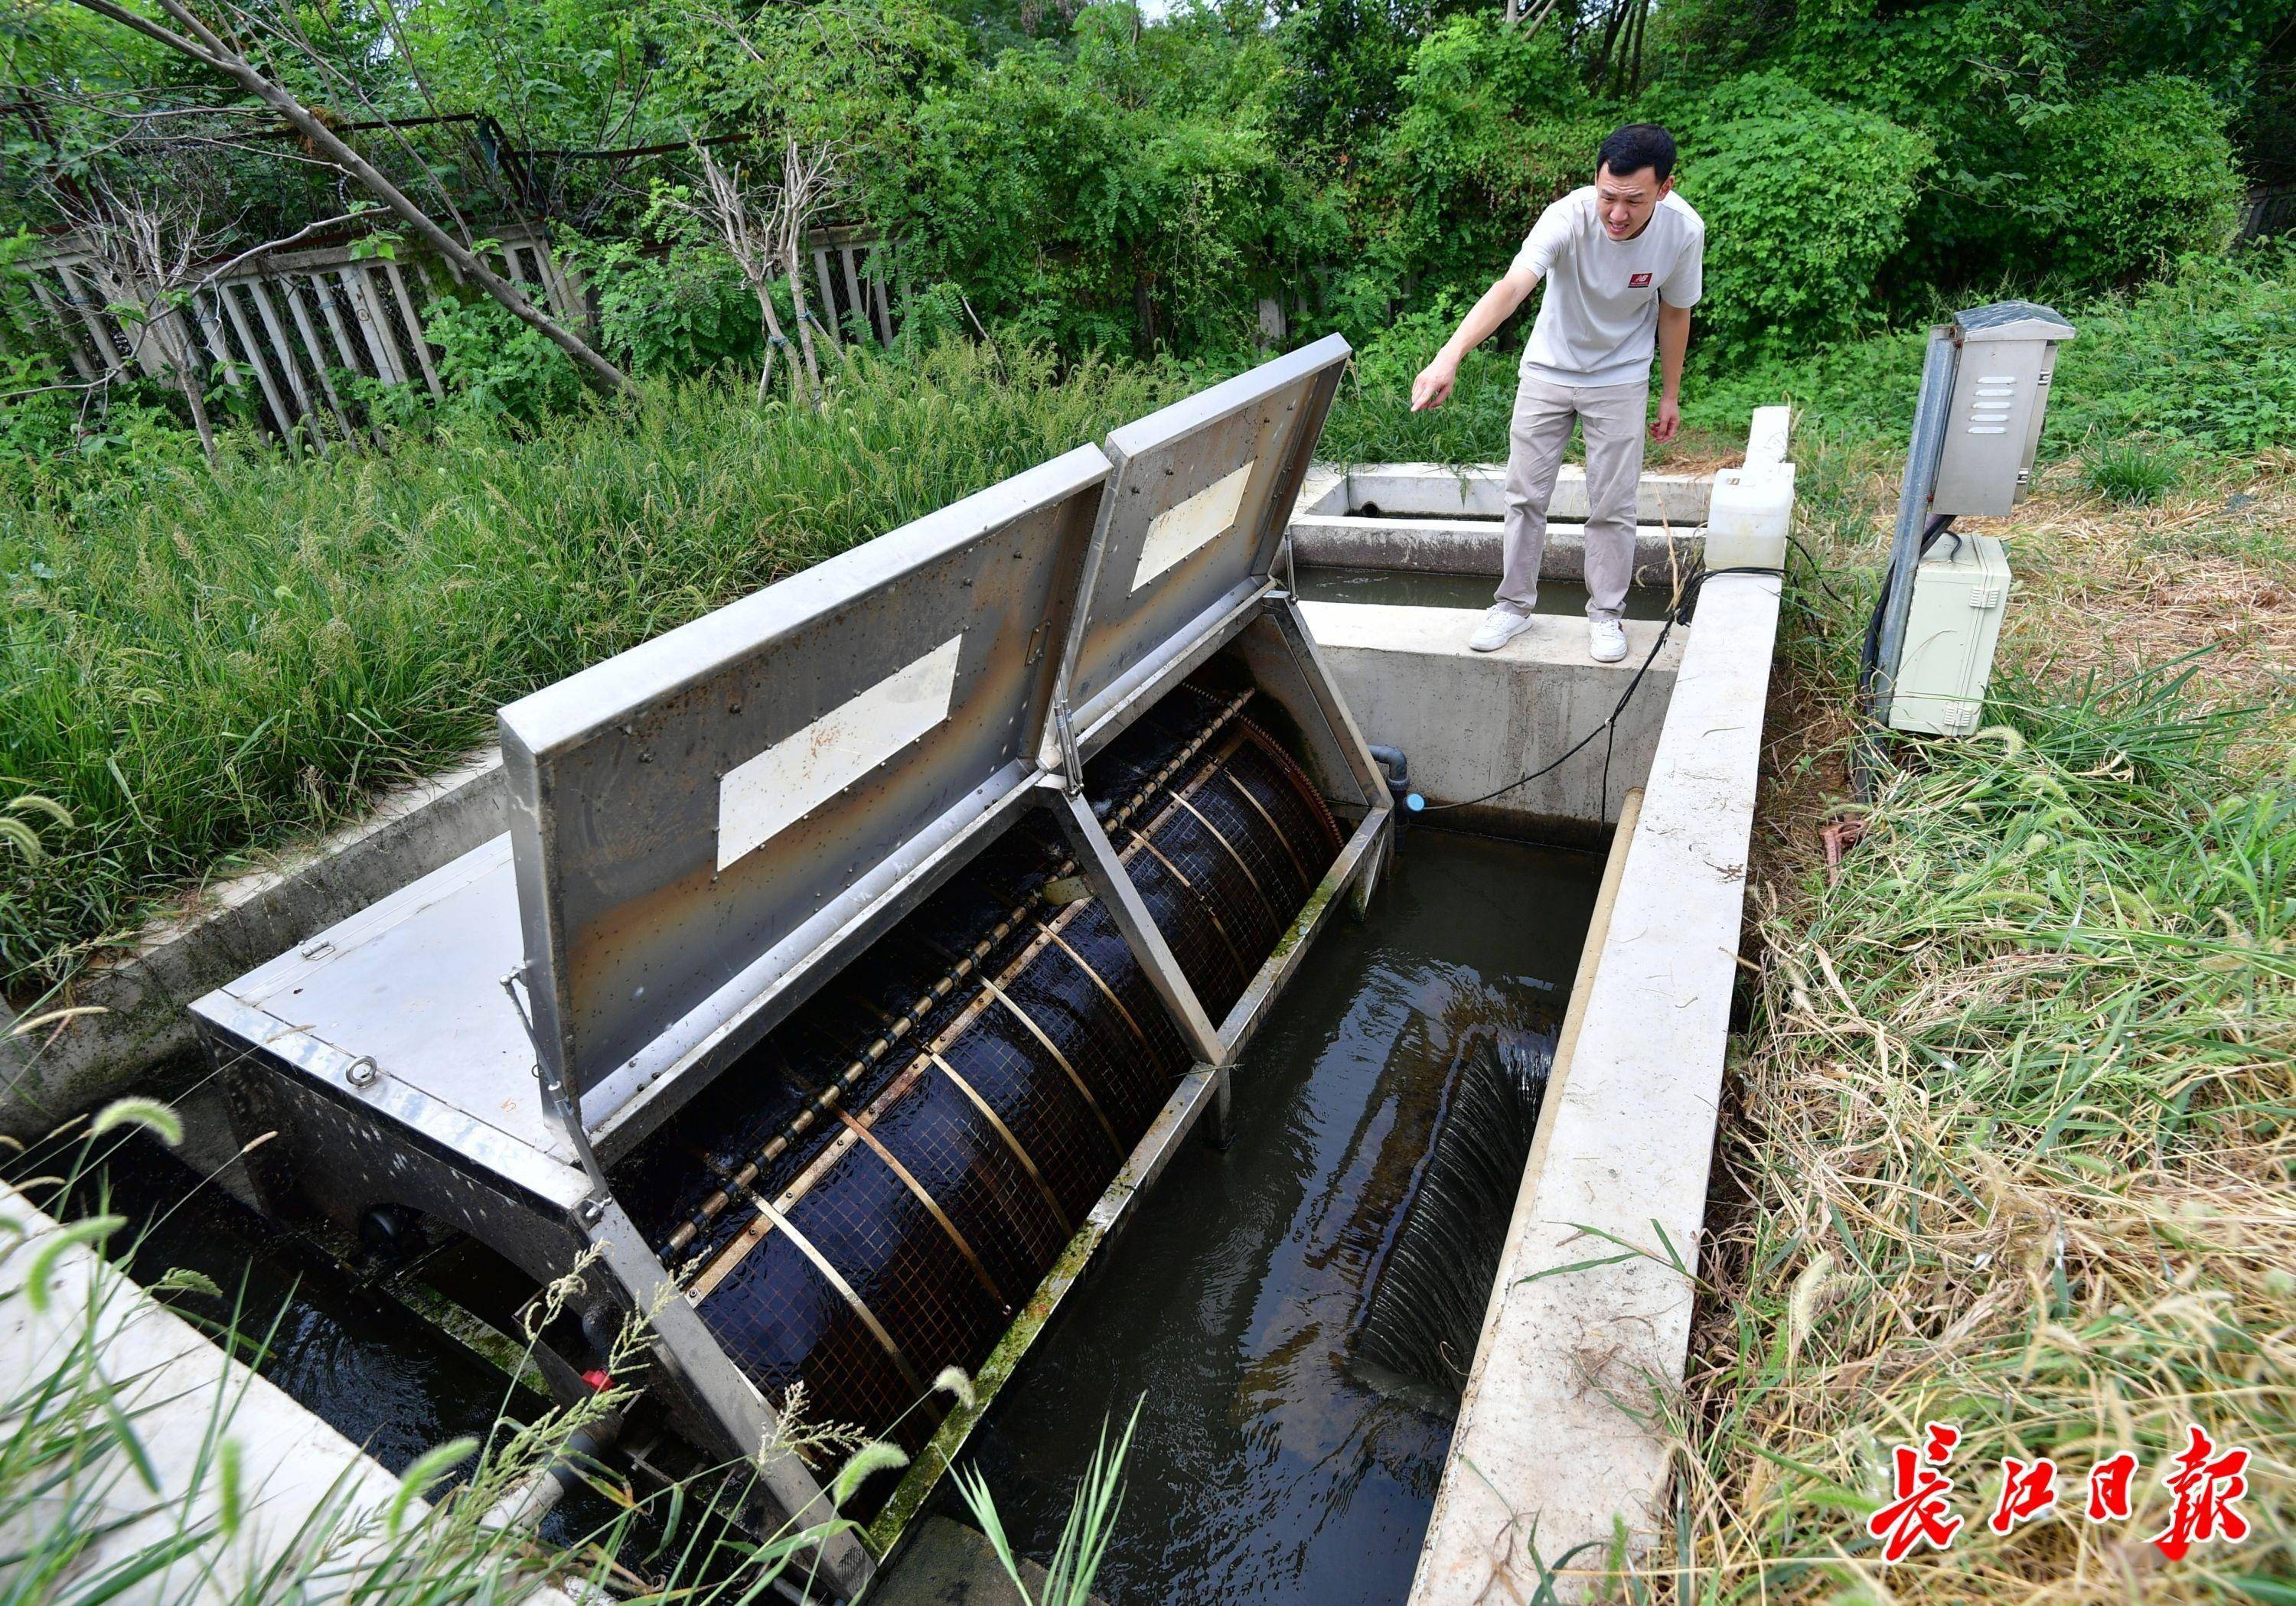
xmin=1512 ymin=187 xmax=1704 ymax=388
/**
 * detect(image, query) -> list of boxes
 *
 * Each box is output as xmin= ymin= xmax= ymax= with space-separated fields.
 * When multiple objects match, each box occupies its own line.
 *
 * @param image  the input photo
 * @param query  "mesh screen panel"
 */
xmin=615 ymin=677 xmax=1343 ymax=1470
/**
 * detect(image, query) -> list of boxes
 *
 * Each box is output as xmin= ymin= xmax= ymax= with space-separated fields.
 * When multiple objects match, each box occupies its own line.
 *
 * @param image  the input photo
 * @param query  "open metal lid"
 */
xmin=499 ymin=445 xmax=1108 ymax=1117
xmin=1050 ymin=333 xmax=1349 ymax=761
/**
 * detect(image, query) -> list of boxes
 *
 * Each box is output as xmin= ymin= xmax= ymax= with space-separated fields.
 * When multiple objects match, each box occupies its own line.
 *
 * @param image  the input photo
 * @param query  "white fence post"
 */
xmin=11 ymin=220 xmax=895 ymax=441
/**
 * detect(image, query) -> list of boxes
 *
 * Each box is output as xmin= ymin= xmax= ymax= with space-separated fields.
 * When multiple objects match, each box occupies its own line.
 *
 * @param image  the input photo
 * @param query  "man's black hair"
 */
xmin=1597 ymin=123 xmax=1675 ymax=184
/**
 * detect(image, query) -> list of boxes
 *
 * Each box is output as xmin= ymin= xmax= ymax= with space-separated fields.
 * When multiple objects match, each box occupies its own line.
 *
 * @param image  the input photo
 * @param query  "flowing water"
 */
xmin=955 ymin=829 xmax=1603 ymax=1606
xmin=38 ymin=819 xmax=1601 ymax=1599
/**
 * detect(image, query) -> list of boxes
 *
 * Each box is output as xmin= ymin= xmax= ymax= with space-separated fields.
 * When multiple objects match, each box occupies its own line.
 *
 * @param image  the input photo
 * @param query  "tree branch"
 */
xmin=65 ymin=0 xmax=630 ymax=396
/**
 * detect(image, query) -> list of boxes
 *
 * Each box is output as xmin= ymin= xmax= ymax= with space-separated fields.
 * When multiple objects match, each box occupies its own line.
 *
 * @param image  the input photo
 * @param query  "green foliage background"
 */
xmin=1 ymin=0 xmax=2291 ymax=985
xmin=2 ymin=0 xmax=2276 ymax=380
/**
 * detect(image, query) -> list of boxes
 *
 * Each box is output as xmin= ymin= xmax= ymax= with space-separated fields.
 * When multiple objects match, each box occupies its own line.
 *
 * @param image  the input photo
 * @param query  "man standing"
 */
xmin=1411 ymin=123 xmax=1703 ymax=663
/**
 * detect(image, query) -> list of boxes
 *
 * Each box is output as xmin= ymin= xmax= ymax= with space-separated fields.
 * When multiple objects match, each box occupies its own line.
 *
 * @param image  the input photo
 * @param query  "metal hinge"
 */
xmin=1052 ymin=699 xmax=1084 ymax=793
xmin=501 ymin=963 xmax=611 ymax=1223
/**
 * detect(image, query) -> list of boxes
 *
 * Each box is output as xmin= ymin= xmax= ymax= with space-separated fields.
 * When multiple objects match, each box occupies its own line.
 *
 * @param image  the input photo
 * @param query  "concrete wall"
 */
xmin=2 ymin=1184 xmax=413 ymax=1600
xmin=1298 ymin=462 xmax=1712 ymax=523
xmin=1289 ymin=516 xmax=1696 ymax=585
xmin=1408 ymin=575 xmax=1781 ymax=1604
xmin=1 ymin=751 xmax=505 ymax=1142
xmin=1300 ymin=602 xmax=1684 ymax=839
xmin=1290 ymin=462 xmax=1703 ymax=583
xmin=1 ymin=1181 xmax=582 ymax=1604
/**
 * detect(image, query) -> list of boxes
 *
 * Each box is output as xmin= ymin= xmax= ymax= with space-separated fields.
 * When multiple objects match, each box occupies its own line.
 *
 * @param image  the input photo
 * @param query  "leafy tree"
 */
xmin=1672 ymin=73 xmax=1933 ymax=362
xmin=1349 ymin=15 xmax=1608 ymax=317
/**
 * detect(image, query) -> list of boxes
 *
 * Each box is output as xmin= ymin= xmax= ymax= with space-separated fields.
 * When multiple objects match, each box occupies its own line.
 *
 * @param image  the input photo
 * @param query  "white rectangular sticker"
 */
xmin=1131 ymin=461 xmax=1255 ymax=592
xmin=716 ymin=634 xmax=964 ymax=870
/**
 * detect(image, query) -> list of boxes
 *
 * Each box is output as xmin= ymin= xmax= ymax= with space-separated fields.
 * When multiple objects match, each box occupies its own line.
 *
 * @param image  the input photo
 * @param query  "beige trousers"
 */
xmin=1497 ymin=374 xmax=1648 ymax=623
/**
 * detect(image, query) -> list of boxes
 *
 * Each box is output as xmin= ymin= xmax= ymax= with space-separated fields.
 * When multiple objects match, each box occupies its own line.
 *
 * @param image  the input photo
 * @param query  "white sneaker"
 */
xmin=1589 ymin=618 xmax=1629 ymax=663
xmin=1469 ymin=605 xmax=1535 ymax=653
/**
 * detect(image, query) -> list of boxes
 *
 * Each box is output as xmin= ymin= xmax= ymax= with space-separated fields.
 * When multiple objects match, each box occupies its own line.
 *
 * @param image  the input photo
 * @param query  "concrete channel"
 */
xmin=4 ymin=383 xmax=1786 ymax=1604
xmin=1287 ymin=430 xmax=1785 ymax=1601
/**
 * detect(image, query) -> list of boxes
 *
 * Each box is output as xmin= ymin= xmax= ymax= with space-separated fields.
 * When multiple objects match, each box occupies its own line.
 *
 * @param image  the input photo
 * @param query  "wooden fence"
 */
xmin=5 ymin=221 xmax=896 ymax=446
xmin=2241 ymin=184 xmax=2296 ymax=243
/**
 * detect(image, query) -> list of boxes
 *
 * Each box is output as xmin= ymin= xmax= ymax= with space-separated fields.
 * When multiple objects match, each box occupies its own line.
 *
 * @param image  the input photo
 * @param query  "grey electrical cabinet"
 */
xmin=1927 ymin=301 xmax=2076 ymax=517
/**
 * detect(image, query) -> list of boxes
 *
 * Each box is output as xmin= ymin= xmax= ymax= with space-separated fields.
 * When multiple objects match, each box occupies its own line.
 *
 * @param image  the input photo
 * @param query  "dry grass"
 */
xmin=1991 ymin=461 xmax=2296 ymax=716
xmin=1665 ymin=439 xmax=2296 ymax=1604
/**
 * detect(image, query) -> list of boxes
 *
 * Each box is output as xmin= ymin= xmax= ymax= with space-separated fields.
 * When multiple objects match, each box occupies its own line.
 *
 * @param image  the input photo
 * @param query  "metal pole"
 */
xmin=1871 ymin=325 xmax=1957 ymax=723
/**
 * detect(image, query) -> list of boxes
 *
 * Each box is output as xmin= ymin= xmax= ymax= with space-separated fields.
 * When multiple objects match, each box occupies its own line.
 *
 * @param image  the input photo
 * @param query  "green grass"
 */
xmin=1668 ymin=433 xmax=2296 ymax=1604
xmin=0 ymin=341 xmax=1189 ymax=991
xmin=1316 ymin=246 xmax=2296 ymax=469
xmin=1692 ymin=241 xmax=2296 ymax=461
xmin=7 ymin=244 xmax=2291 ymax=992
xmin=2080 ymin=438 xmax=2185 ymax=504
xmin=0 ymin=1094 xmax=894 ymax=1604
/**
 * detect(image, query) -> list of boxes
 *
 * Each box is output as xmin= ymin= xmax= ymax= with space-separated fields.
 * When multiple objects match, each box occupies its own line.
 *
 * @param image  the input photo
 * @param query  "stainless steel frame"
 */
xmin=192 ymin=337 xmax=1383 ymax=1596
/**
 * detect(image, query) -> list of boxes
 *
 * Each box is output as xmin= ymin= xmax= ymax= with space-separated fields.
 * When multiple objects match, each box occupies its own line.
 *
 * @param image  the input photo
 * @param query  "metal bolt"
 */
xmin=345 ymin=1056 xmax=379 ymax=1088
xmin=580 ymin=1199 xmax=605 ymax=1225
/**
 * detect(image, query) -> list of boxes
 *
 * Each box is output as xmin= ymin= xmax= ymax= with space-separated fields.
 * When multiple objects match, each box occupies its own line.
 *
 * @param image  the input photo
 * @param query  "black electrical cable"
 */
xmin=1422 ymin=564 xmax=1786 ymax=813
xmin=1785 ymin=532 xmax=1852 ymax=608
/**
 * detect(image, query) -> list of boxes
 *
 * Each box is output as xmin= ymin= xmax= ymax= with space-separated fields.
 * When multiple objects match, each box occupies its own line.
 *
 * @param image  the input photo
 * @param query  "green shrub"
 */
xmin=2080 ymin=437 xmax=2184 ymax=504
xmin=1675 ymin=74 xmax=1933 ymax=363
xmin=2002 ymin=77 xmax=2242 ymax=290
xmin=420 ymin=294 xmax=589 ymax=424
xmin=1352 ymin=15 xmax=1610 ymax=310
xmin=875 ymin=8 xmax=1336 ymax=358
xmin=2051 ymin=244 xmax=2296 ymax=454
xmin=578 ymin=238 xmax=770 ymax=379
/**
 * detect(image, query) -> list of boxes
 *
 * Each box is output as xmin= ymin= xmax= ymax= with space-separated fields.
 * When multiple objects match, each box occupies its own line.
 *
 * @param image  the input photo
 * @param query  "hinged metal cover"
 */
xmin=501 ymin=445 xmax=1109 ymax=1116
xmin=1049 ymin=333 xmax=1349 ymax=760
xmin=1953 ymin=300 xmax=2075 ymax=344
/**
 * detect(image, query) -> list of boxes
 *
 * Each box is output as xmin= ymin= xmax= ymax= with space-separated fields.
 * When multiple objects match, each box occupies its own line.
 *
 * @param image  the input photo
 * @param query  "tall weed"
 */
xmin=0 ymin=340 xmax=1185 ymax=988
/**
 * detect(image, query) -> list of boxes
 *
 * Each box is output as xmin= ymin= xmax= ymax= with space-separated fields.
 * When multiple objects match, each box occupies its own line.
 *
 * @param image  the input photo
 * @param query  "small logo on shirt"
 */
xmin=1629 ymin=272 xmax=1653 ymax=288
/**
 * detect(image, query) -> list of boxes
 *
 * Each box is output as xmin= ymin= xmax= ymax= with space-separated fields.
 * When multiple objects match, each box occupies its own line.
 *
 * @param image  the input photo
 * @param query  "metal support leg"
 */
xmin=1349 ymin=830 xmax=1384 ymax=922
xmin=1049 ymin=786 xmax=1227 ymax=1067
xmin=1205 ymin=1064 xmax=1234 ymax=1151
xmin=1261 ymin=595 xmax=1388 ymax=807
xmin=587 ymin=1204 xmax=875 ymax=1598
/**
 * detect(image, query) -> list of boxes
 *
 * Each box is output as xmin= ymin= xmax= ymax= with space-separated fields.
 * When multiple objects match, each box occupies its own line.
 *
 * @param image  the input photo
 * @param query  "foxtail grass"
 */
xmin=0 ymin=1087 xmax=890 ymax=1604
xmin=0 ymin=340 xmax=1187 ymax=991
xmin=1664 ymin=438 xmax=2294 ymax=1603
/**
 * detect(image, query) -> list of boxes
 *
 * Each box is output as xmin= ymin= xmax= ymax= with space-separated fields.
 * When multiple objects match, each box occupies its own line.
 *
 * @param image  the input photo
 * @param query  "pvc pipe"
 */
xmin=1365 ymin=745 xmax=1424 ymax=813
xmin=477 ymin=1412 xmax=625 ymax=1535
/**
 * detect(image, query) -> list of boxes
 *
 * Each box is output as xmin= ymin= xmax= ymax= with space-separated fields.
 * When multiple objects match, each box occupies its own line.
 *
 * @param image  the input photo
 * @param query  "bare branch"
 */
xmin=65 ymin=0 xmax=630 ymax=395
xmin=189 ymin=210 xmax=370 ymax=291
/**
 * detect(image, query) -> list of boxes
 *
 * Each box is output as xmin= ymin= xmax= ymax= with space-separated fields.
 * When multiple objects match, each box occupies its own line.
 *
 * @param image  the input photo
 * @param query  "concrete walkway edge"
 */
xmin=2 ymin=750 xmax=505 ymax=1141
xmin=1408 ymin=573 xmax=1782 ymax=1603
xmin=0 ymin=1181 xmax=585 ymax=1605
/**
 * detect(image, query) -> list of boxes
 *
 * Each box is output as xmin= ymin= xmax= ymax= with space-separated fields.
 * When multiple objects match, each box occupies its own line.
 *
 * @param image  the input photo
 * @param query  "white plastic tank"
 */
xmin=1704 ymin=462 xmax=1796 ymax=570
